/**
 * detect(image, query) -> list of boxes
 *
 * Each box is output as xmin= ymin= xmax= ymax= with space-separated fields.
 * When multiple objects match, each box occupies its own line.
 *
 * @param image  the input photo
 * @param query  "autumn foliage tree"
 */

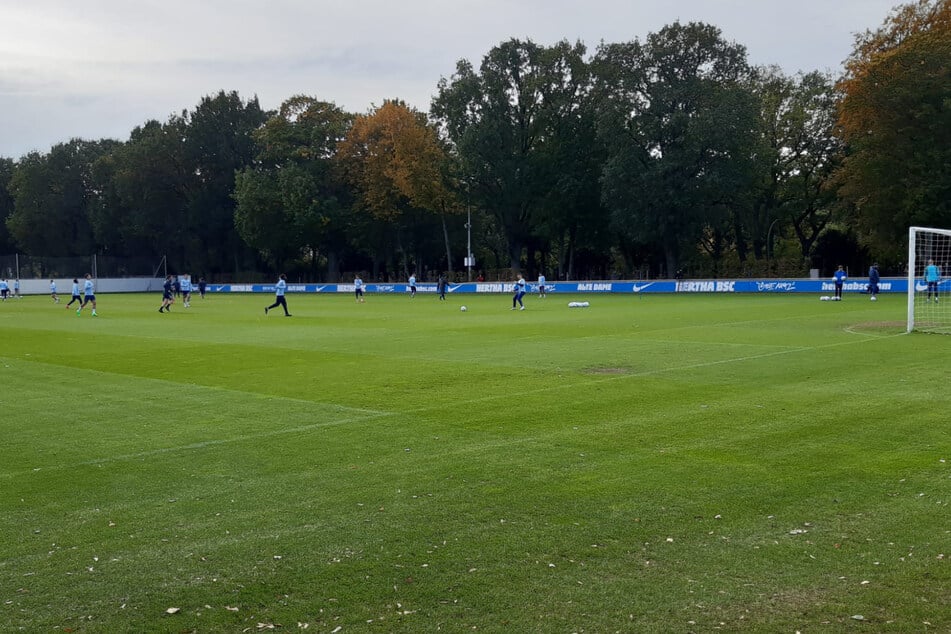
xmin=336 ymin=101 xmax=457 ymax=276
xmin=836 ymin=0 xmax=951 ymax=255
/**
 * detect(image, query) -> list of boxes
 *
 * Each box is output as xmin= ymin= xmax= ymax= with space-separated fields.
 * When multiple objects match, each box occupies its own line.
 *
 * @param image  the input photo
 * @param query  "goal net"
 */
xmin=907 ymin=226 xmax=951 ymax=333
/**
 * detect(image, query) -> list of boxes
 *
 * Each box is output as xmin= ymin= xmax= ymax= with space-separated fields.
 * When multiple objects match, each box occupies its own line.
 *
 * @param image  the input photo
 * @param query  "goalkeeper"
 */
xmin=833 ymin=265 xmax=847 ymax=299
xmin=925 ymin=259 xmax=940 ymax=303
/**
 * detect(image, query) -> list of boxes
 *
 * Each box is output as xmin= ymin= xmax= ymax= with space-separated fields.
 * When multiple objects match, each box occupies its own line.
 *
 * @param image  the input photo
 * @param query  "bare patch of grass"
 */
xmin=583 ymin=366 xmax=630 ymax=375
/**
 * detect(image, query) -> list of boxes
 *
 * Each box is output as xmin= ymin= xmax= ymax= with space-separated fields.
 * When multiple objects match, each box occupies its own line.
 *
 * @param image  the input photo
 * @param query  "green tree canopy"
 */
xmin=233 ymin=96 xmax=354 ymax=279
xmin=7 ymin=139 xmax=117 ymax=256
xmin=432 ymin=38 xmax=591 ymax=272
xmin=593 ymin=22 xmax=760 ymax=276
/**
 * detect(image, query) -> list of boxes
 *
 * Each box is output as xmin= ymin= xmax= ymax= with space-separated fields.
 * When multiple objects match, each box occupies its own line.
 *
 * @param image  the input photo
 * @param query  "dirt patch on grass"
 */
xmin=848 ymin=321 xmax=906 ymax=335
xmin=583 ymin=367 xmax=630 ymax=375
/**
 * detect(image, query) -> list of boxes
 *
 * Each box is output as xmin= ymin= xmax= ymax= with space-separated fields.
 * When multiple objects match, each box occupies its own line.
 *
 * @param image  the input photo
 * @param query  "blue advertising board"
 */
xmin=210 ymin=278 xmax=909 ymax=294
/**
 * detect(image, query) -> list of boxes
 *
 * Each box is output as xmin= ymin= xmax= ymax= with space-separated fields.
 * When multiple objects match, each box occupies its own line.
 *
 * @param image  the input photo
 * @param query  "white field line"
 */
xmin=0 ymin=355 xmax=391 ymax=418
xmin=2 ymin=410 xmax=394 ymax=480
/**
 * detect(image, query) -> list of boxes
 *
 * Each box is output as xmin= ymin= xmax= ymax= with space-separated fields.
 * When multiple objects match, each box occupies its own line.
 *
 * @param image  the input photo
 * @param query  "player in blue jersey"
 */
xmin=76 ymin=274 xmax=97 ymax=316
xmin=867 ymin=264 xmax=880 ymax=301
xmin=265 ymin=274 xmax=291 ymax=316
xmin=925 ymin=259 xmax=940 ymax=303
xmin=0 ymin=279 xmax=8 ymax=301
xmin=158 ymin=275 xmax=174 ymax=313
xmin=66 ymin=278 xmax=83 ymax=309
xmin=437 ymin=274 xmax=447 ymax=300
xmin=832 ymin=265 xmax=847 ymax=300
xmin=537 ymin=273 xmax=547 ymax=298
xmin=13 ymin=278 xmax=20 ymax=298
xmin=354 ymin=275 xmax=365 ymax=303
xmin=511 ymin=274 xmax=526 ymax=310
xmin=50 ymin=279 xmax=59 ymax=303
xmin=408 ymin=274 xmax=417 ymax=298
xmin=180 ymin=275 xmax=192 ymax=308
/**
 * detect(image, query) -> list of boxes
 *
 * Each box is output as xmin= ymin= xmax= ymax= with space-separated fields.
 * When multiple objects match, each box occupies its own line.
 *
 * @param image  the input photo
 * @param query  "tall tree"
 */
xmin=432 ymin=38 xmax=590 ymax=272
xmin=593 ymin=22 xmax=759 ymax=276
xmin=534 ymin=94 xmax=611 ymax=279
xmin=183 ymin=91 xmax=268 ymax=275
xmin=836 ymin=0 xmax=951 ymax=255
xmin=0 ymin=158 xmax=15 ymax=253
xmin=6 ymin=139 xmax=116 ymax=256
xmin=234 ymin=96 xmax=353 ymax=279
xmin=337 ymin=100 xmax=458 ymax=277
xmin=101 ymin=118 xmax=191 ymax=261
xmin=744 ymin=68 xmax=842 ymax=264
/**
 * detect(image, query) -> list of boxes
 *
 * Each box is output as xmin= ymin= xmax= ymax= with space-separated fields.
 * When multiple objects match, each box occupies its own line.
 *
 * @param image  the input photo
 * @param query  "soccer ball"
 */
xmin=460 ymin=305 xmax=467 ymax=311
xmin=870 ymin=296 xmax=877 ymax=301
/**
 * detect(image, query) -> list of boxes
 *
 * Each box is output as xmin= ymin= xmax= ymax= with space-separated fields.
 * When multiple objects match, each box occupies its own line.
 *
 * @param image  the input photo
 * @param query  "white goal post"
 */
xmin=907 ymin=226 xmax=951 ymax=333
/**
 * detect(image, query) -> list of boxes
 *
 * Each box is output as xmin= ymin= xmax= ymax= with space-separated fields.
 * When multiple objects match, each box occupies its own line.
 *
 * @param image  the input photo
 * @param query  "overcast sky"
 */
xmin=0 ymin=0 xmax=900 ymax=159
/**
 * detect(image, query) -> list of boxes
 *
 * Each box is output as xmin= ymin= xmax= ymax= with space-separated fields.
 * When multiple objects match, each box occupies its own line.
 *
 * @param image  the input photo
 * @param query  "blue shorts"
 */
xmin=83 ymin=294 xmax=95 ymax=303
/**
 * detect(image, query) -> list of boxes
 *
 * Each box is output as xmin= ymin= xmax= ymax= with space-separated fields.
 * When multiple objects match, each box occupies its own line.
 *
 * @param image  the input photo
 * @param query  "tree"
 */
xmin=6 ymin=139 xmax=116 ymax=256
xmin=0 ymin=158 xmax=15 ymax=253
xmin=98 ymin=118 xmax=191 ymax=261
xmin=183 ymin=91 xmax=268 ymax=275
xmin=593 ymin=22 xmax=759 ymax=277
xmin=744 ymin=68 xmax=842 ymax=267
xmin=85 ymin=92 xmax=266 ymax=273
xmin=337 ymin=100 xmax=458 ymax=277
xmin=836 ymin=0 xmax=951 ymax=255
xmin=533 ymin=95 xmax=612 ymax=279
xmin=234 ymin=96 xmax=353 ymax=279
xmin=432 ymin=38 xmax=591 ymax=272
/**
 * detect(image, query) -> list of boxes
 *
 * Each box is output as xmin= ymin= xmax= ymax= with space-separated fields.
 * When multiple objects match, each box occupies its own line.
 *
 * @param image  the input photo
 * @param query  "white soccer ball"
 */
xmin=460 ymin=305 xmax=467 ymax=311
xmin=870 ymin=296 xmax=877 ymax=301
xmin=820 ymin=296 xmax=831 ymax=301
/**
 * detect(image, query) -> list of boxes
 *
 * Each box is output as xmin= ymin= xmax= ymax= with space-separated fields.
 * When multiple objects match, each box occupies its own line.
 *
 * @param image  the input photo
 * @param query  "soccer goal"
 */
xmin=907 ymin=226 xmax=951 ymax=333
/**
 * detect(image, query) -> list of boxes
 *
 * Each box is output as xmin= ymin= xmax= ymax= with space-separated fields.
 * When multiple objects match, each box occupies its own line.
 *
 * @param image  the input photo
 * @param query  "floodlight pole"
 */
xmin=464 ymin=180 xmax=473 ymax=282
xmin=466 ymin=204 xmax=472 ymax=282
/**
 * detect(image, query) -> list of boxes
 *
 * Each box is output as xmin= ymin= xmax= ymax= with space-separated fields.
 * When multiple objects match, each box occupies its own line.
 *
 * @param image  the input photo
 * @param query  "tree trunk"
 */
xmin=326 ymin=250 xmax=339 ymax=282
xmin=509 ymin=240 xmax=522 ymax=271
xmin=442 ymin=216 xmax=453 ymax=276
xmin=664 ymin=243 xmax=677 ymax=280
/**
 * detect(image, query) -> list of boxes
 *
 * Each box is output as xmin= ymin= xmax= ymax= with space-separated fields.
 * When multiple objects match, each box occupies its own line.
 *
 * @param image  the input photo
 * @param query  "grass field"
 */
xmin=1 ymin=290 xmax=948 ymax=633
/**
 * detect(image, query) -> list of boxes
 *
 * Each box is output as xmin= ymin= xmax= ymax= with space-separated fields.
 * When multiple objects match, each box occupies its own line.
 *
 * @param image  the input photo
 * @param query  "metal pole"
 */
xmin=466 ymin=204 xmax=472 ymax=282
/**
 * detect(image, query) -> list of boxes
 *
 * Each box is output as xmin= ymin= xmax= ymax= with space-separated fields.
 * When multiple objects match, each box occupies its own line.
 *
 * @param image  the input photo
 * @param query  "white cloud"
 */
xmin=0 ymin=0 xmax=899 ymax=157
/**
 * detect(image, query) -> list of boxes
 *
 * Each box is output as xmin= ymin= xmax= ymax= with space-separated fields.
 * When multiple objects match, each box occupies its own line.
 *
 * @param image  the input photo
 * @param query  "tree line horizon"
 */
xmin=0 ymin=0 xmax=948 ymax=282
